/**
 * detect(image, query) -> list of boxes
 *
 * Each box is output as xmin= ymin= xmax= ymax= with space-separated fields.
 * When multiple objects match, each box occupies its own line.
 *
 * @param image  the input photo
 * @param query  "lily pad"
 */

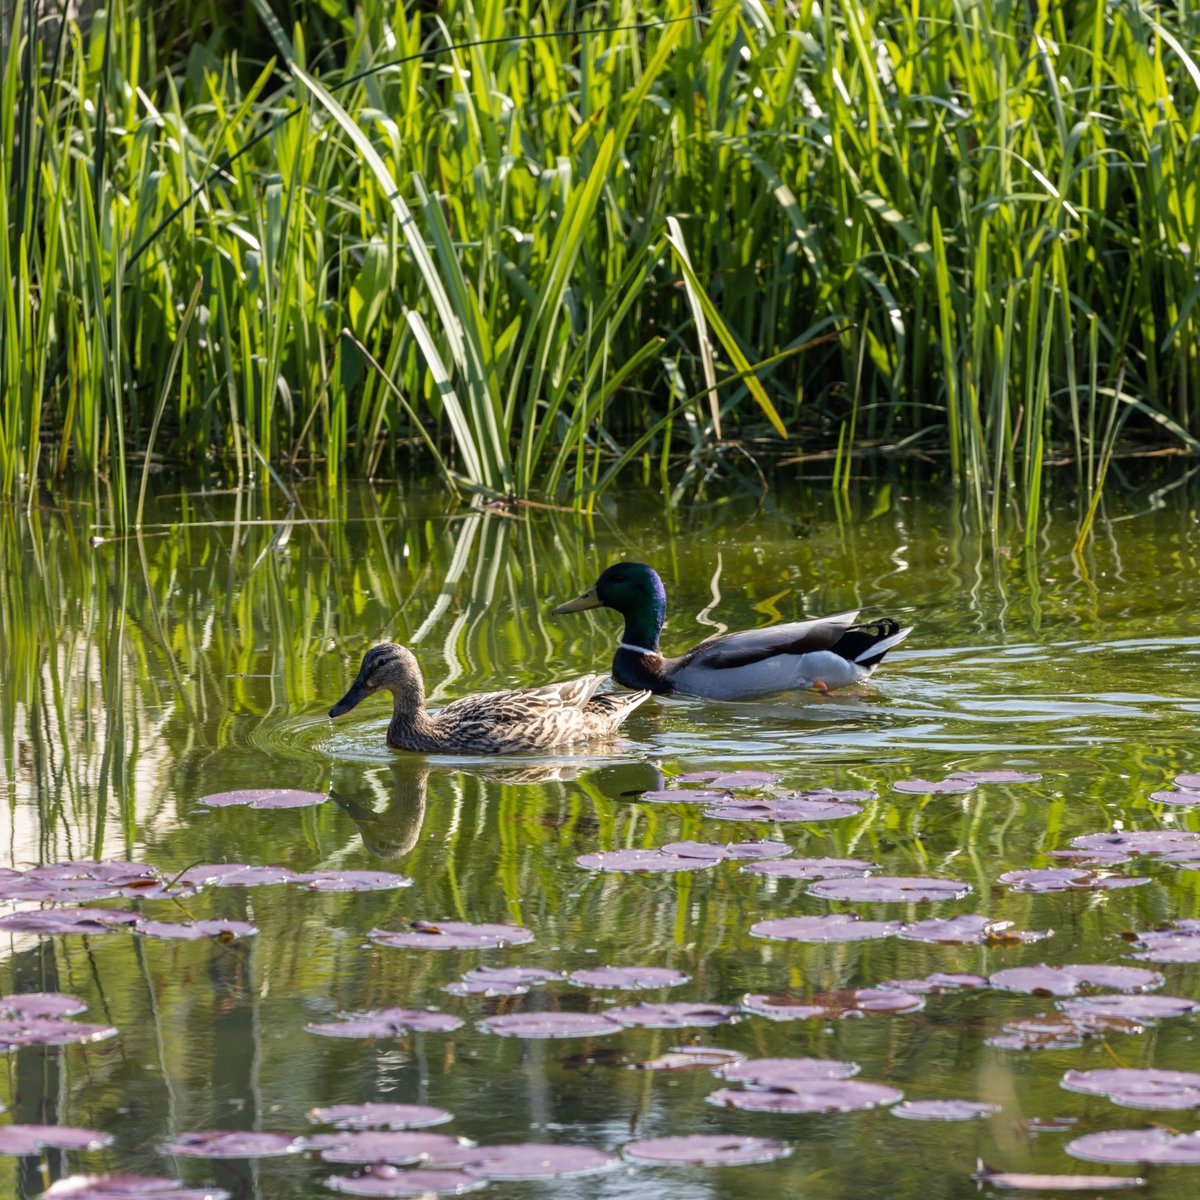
xmin=1176 ymin=773 xmax=1200 ymax=789
xmin=601 ymin=1002 xmax=736 ymax=1029
xmin=306 ymin=1008 xmax=463 ymax=1038
xmin=1059 ymin=995 xmax=1200 ymax=1022
xmin=1069 ymin=830 xmax=1200 ymax=860
xmin=750 ymin=914 xmax=900 ymax=942
xmin=989 ymin=964 xmax=1163 ymax=996
xmin=443 ymin=967 xmax=561 ymax=997
xmin=987 ymin=1012 xmax=1145 ymax=1051
xmin=574 ymin=849 xmax=718 ymax=873
xmin=675 ymin=770 xmax=779 ymax=788
xmin=891 ymin=1100 xmax=999 ymax=1121
xmin=720 ymin=1057 xmax=860 ymax=1086
xmin=311 ymin=1131 xmax=470 ymax=1165
xmin=1062 ymin=1068 xmax=1200 ymax=1110
xmin=880 ymin=973 xmax=989 ymax=994
xmin=0 ymin=1016 xmax=119 ymax=1049
xmin=632 ymin=1047 xmax=746 ymax=1072
xmin=742 ymin=857 xmax=877 ymax=880
xmin=893 ymin=778 xmax=977 ymax=794
xmin=0 ymin=1124 xmax=113 ymax=1154
xmin=638 ymin=789 xmax=731 ymax=804
xmin=0 ymin=992 xmax=88 ymax=1018
xmin=568 ymin=966 xmax=689 ymax=990
xmin=809 ymin=875 xmax=971 ymax=902
xmin=42 ymin=1177 xmax=231 ymax=1200
xmin=325 ymin=1166 xmax=483 ymax=1196
xmin=898 ymin=915 xmax=1052 ymax=945
xmin=213 ymin=866 xmax=312 ymax=887
xmin=136 ymin=920 xmax=258 ymax=941
xmin=0 ymin=908 xmax=140 ymax=935
xmin=197 ymin=789 xmax=327 ymax=809
xmin=972 ymin=1164 xmax=1144 ymax=1191
xmin=1067 ymin=1128 xmax=1200 ymax=1165
xmin=659 ymin=839 xmax=791 ymax=862
xmin=370 ymin=922 xmax=534 ymax=951
xmin=623 ymin=1134 xmax=791 ymax=1166
xmin=709 ymin=1079 xmax=901 ymax=1113
xmin=950 ymin=770 xmax=1043 ymax=783
xmin=999 ymin=868 xmax=1147 ymax=892
xmin=703 ymin=795 xmax=863 ymax=822
xmin=478 ymin=1012 xmax=621 ymax=1039
xmin=1126 ymin=922 xmax=1200 ymax=962
xmin=310 ymin=1104 xmax=453 ymax=1130
xmin=306 ymin=871 xmax=413 ymax=892
xmin=434 ymin=1143 xmax=618 ymax=1180
xmin=159 ymin=1131 xmax=302 ymax=1158
xmin=1148 ymin=789 xmax=1200 ymax=806
xmin=741 ymin=989 xmax=923 ymax=1019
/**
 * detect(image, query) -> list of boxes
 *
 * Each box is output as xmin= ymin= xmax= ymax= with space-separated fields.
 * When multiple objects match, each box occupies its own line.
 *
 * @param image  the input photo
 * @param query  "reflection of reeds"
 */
xmin=3 ymin=4 xmax=1198 ymax=526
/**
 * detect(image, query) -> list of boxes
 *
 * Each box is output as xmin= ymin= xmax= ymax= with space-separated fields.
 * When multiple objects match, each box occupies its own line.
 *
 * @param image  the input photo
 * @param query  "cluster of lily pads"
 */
xmin=6 ymin=769 xmax=1200 ymax=1197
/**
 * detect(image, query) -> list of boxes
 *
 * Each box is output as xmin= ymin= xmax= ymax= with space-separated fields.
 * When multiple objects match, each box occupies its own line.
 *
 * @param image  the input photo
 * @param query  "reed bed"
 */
xmin=2 ymin=0 xmax=1197 ymax=526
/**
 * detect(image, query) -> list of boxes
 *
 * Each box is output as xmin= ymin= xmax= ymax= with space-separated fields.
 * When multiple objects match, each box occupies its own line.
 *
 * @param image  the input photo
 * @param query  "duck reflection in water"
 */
xmin=329 ymin=759 xmax=667 ymax=860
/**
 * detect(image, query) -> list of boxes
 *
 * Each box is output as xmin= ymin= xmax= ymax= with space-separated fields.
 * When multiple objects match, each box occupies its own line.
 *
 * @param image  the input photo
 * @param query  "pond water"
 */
xmin=2 ymin=467 xmax=1200 ymax=1199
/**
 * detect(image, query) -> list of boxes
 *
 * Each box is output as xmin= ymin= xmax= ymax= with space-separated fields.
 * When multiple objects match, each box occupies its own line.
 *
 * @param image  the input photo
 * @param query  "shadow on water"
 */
xmin=1 ymin=464 xmax=1199 ymax=1198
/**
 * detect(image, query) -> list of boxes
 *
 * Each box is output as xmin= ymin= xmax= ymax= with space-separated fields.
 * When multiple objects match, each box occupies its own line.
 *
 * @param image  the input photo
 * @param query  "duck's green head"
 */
xmin=552 ymin=562 xmax=666 ymax=649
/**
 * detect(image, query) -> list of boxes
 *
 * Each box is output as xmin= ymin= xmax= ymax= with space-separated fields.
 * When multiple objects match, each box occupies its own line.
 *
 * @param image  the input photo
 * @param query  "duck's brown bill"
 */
xmin=329 ymin=678 xmax=373 ymax=718
xmin=551 ymin=586 xmax=602 ymax=614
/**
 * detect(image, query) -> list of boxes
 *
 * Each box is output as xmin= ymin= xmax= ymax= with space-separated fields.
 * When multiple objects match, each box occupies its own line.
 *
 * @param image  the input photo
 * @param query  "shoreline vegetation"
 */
xmin=2 ymin=1 xmax=1198 ymax=532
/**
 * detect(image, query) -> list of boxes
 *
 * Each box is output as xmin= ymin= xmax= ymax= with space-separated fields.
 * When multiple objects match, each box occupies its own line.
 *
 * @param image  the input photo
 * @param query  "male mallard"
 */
xmin=329 ymin=644 xmax=649 ymax=754
xmin=552 ymin=562 xmax=911 ymax=700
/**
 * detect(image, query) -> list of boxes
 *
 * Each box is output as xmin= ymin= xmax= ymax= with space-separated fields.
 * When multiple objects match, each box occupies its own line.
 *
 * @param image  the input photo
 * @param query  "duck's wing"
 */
xmin=438 ymin=675 xmax=606 ymax=724
xmin=672 ymin=610 xmax=862 ymax=672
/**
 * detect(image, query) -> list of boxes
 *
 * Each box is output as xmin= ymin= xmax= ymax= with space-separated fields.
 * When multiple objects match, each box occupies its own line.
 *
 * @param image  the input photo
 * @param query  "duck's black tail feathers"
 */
xmin=834 ymin=619 xmax=913 ymax=670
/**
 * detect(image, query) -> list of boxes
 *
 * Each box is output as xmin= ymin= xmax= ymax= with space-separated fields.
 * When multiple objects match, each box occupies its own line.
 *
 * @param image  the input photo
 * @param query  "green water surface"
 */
xmin=3 ymin=469 xmax=1200 ymax=1198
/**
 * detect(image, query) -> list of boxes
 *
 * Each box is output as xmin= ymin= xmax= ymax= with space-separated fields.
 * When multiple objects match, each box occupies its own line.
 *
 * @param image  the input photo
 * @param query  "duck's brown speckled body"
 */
xmin=329 ymin=644 xmax=649 ymax=755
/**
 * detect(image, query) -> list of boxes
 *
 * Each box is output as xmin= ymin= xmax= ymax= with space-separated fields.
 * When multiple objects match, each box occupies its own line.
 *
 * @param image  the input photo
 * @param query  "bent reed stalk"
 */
xmin=1 ymin=0 xmax=1197 ymax=525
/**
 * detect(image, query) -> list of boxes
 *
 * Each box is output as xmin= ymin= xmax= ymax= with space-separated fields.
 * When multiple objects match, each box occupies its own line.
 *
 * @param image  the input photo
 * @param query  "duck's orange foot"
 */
xmin=812 ymin=680 xmax=830 ymax=693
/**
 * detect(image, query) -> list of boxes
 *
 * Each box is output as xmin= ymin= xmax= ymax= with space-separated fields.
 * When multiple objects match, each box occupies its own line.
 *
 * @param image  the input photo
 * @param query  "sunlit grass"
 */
xmin=1 ymin=1 xmax=1198 ymax=528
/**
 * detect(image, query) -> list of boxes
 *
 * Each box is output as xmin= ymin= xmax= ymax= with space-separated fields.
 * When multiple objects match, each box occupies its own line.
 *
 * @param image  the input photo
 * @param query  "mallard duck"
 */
xmin=328 ymin=644 xmax=650 ymax=754
xmin=552 ymin=562 xmax=912 ymax=700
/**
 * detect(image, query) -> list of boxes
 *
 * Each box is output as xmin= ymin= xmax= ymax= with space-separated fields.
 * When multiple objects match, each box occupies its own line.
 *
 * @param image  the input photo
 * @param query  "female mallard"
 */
xmin=552 ymin=562 xmax=911 ymax=700
xmin=328 ymin=644 xmax=649 ymax=754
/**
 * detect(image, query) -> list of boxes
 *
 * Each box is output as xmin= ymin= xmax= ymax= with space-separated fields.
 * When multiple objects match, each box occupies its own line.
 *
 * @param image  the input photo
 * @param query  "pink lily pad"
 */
xmin=1062 ymin=1068 xmax=1200 ymax=1109
xmin=370 ymin=922 xmax=534 ymax=950
xmin=478 ymin=1012 xmax=621 ymax=1039
xmin=1127 ymin=923 xmax=1200 ymax=962
xmin=434 ymin=1143 xmax=618 ymax=1179
xmin=1149 ymin=789 xmax=1200 ymax=806
xmin=0 ymin=908 xmax=140 ymax=934
xmin=709 ymin=1079 xmax=901 ymax=1113
xmin=214 ymin=866 xmax=313 ymax=887
xmin=326 ymin=1166 xmax=484 ymax=1196
xmin=0 ymin=992 xmax=88 ymax=1018
xmin=638 ymin=789 xmax=731 ymax=804
xmin=1059 ymin=995 xmax=1200 ymax=1022
xmin=1175 ymin=773 xmax=1200 ymax=789
xmin=632 ymin=1047 xmax=746 ymax=1072
xmin=809 ymin=875 xmax=971 ymax=902
xmin=574 ymin=849 xmax=718 ymax=873
xmin=1067 ymin=1128 xmax=1200 ymax=1165
xmin=443 ymin=967 xmax=561 ymax=997
xmin=898 ymin=916 xmax=1052 ymax=945
xmin=743 ymin=857 xmax=877 ymax=880
xmin=136 ymin=920 xmax=258 ymax=941
xmin=741 ymin=989 xmax=923 ymax=1019
xmin=659 ymin=839 xmax=791 ymax=861
xmin=310 ymin=1104 xmax=452 ymax=1130
xmin=893 ymin=778 xmax=976 ymax=794
xmin=0 ymin=1124 xmax=113 ymax=1154
xmin=750 ymin=914 xmax=900 ymax=942
xmin=880 ymin=973 xmax=989 ymax=994
xmin=568 ymin=966 xmax=688 ymax=990
xmin=1069 ymin=830 xmax=1200 ymax=860
xmin=720 ymin=1057 xmax=860 ymax=1086
xmin=999 ymin=868 xmax=1147 ymax=892
xmin=0 ymin=1017 xmax=118 ymax=1048
xmin=703 ymin=796 xmax=862 ymax=822
xmin=950 ymin=770 xmax=1042 ymax=783
xmin=1045 ymin=849 xmax=1134 ymax=866
xmin=197 ymin=789 xmax=327 ymax=809
xmin=306 ymin=1008 xmax=463 ymax=1038
xmin=43 ymin=1177 xmax=231 ymax=1199
xmin=159 ymin=1131 xmax=302 ymax=1158
xmin=601 ymin=1002 xmax=736 ymax=1029
xmin=891 ymin=1100 xmax=999 ymax=1121
xmin=675 ymin=770 xmax=779 ymax=788
xmin=623 ymin=1134 xmax=791 ymax=1166
xmin=987 ymin=1012 xmax=1145 ymax=1051
xmin=310 ymin=1131 xmax=469 ymax=1165
xmin=973 ymin=1165 xmax=1144 ymax=1190
xmin=306 ymin=871 xmax=413 ymax=892
xmin=989 ymin=964 xmax=1163 ymax=996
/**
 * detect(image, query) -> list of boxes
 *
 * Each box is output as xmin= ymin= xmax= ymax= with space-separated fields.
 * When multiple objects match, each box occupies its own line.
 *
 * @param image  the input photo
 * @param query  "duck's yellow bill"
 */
xmin=552 ymin=586 xmax=602 ymax=614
